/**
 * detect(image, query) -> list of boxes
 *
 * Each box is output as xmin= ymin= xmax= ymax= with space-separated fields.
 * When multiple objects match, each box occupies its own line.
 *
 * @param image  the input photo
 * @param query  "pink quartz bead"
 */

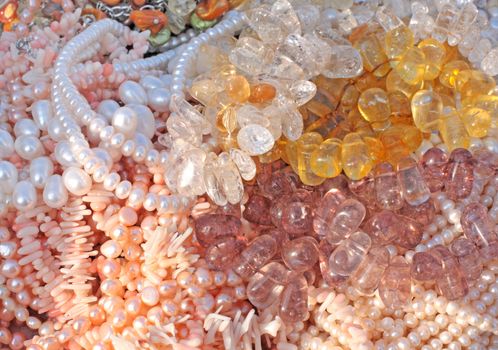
xmin=450 ymin=238 xmax=482 ymax=283
xmin=410 ymin=251 xmax=442 ymax=282
xmin=279 ymin=274 xmax=308 ymax=323
xmin=398 ymin=198 xmax=436 ymax=226
xmin=351 ymin=246 xmax=390 ymax=295
xmin=349 ymin=175 xmax=376 ymax=210
xmin=430 ymin=245 xmax=468 ymax=300
xmin=328 ymin=231 xmax=371 ymax=277
xmin=420 ymin=147 xmax=448 ymax=192
xmin=445 ymin=148 xmax=474 ymax=200
xmin=313 ymin=188 xmax=346 ymax=239
xmin=362 ymin=210 xmax=399 ymax=245
xmin=318 ymin=240 xmax=348 ymax=286
xmin=194 ymin=214 xmax=241 ymax=247
xmin=461 ymin=202 xmax=498 ymax=248
xmin=281 ymin=202 xmax=313 ymax=237
xmin=393 ymin=215 xmax=423 ymax=249
xmin=233 ymin=234 xmax=278 ymax=280
xmin=396 ymin=156 xmax=430 ymax=206
xmin=261 ymin=227 xmax=289 ymax=248
xmin=379 ymin=256 xmax=412 ymax=309
xmin=473 ymin=148 xmax=498 ymax=179
xmin=205 ymin=237 xmax=245 ymax=270
xmin=243 ymin=194 xmax=272 ymax=225
xmin=247 ymin=262 xmax=289 ymax=309
xmin=258 ymin=167 xmax=297 ymax=199
xmin=281 ymin=236 xmax=319 ymax=273
xmin=374 ymin=162 xmax=403 ymax=210
xmin=325 ymin=198 xmax=366 ymax=244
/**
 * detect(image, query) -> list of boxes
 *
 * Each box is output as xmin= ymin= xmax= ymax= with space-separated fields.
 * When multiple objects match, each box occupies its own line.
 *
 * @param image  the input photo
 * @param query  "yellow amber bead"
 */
xmin=190 ymin=78 xmax=221 ymax=106
xmin=460 ymin=107 xmax=491 ymax=138
xmin=380 ymin=124 xmax=421 ymax=166
xmin=310 ymin=138 xmax=342 ymax=178
xmin=216 ymin=105 xmax=237 ymax=133
xmin=395 ymin=47 xmax=426 ymax=85
xmin=355 ymin=72 xmax=386 ymax=92
xmin=295 ymin=132 xmax=325 ymax=186
xmin=388 ymin=91 xmax=411 ymax=118
xmin=418 ymin=38 xmax=446 ymax=80
xmin=259 ymin=143 xmax=282 ymax=163
xmin=455 ymin=70 xmax=496 ymax=101
xmin=411 ymin=90 xmax=443 ymax=133
xmin=363 ymin=136 xmax=386 ymax=165
xmin=439 ymin=111 xmax=470 ymax=151
xmin=473 ymin=95 xmax=498 ymax=119
xmin=340 ymin=85 xmax=361 ymax=114
xmin=439 ymin=60 xmax=470 ymax=88
xmin=385 ymin=26 xmax=414 ymax=60
xmin=341 ymin=132 xmax=374 ymax=180
xmin=225 ymin=75 xmax=251 ymax=103
xmin=305 ymin=100 xmax=333 ymax=118
xmin=386 ymin=69 xmax=423 ymax=98
xmin=355 ymin=34 xmax=388 ymax=72
xmin=358 ymin=88 xmax=391 ymax=130
xmin=248 ymin=83 xmax=276 ymax=104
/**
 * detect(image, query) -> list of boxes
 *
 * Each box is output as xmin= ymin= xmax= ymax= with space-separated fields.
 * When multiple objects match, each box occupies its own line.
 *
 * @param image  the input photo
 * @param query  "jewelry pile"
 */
xmin=1 ymin=0 xmax=498 ymax=349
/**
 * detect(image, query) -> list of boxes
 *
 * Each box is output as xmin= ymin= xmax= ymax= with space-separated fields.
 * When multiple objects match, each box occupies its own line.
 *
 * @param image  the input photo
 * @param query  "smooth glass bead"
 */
xmin=461 ymin=202 xmax=497 ymax=248
xmin=420 ymin=147 xmax=448 ymax=193
xmin=247 ymin=262 xmax=288 ymax=309
xmin=233 ymin=235 xmax=278 ymax=279
xmin=310 ymin=138 xmax=342 ymax=178
xmin=358 ymin=88 xmax=391 ymax=131
xmin=279 ymin=274 xmax=308 ymax=323
xmin=313 ymin=188 xmax=346 ymax=239
xmin=395 ymin=47 xmax=426 ymax=85
xmin=341 ymin=133 xmax=373 ymax=180
xmin=295 ymin=132 xmax=324 ymax=186
xmin=325 ymin=198 xmax=366 ymax=244
xmin=374 ymin=162 xmax=403 ymax=210
xmin=379 ymin=256 xmax=412 ymax=309
xmin=450 ymin=238 xmax=482 ymax=283
xmin=281 ymin=236 xmax=319 ymax=273
xmin=396 ymin=157 xmax=430 ymax=206
xmin=352 ymin=246 xmax=390 ymax=295
xmin=430 ymin=245 xmax=468 ymax=300
xmin=439 ymin=111 xmax=470 ymax=151
xmin=445 ymin=149 xmax=474 ymax=200
xmin=328 ymin=231 xmax=371 ymax=277
xmin=411 ymin=90 xmax=443 ymax=133
xmin=194 ymin=214 xmax=241 ymax=247
xmin=411 ymin=251 xmax=442 ymax=282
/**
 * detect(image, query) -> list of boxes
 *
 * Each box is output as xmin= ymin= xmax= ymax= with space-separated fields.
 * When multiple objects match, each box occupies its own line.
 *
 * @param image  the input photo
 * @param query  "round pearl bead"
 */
xmin=62 ymin=167 xmax=92 ymax=196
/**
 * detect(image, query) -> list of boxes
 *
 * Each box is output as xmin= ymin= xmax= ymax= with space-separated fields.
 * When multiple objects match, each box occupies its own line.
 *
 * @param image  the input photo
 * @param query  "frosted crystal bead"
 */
xmin=287 ymin=80 xmax=317 ymax=107
xmin=169 ymin=96 xmax=211 ymax=135
xmin=246 ymin=7 xmax=288 ymax=45
xmin=376 ymin=6 xmax=404 ymax=31
xmin=447 ymin=3 xmax=478 ymax=46
xmin=236 ymin=105 xmax=270 ymax=129
xmin=176 ymin=149 xmax=206 ymax=196
xmin=229 ymin=37 xmax=275 ymax=76
xmin=217 ymin=153 xmax=244 ymax=204
xmin=295 ymin=5 xmax=319 ymax=33
xmin=271 ymin=0 xmax=302 ymax=35
xmin=481 ymin=47 xmax=498 ymax=76
xmin=323 ymin=45 xmax=363 ymax=79
xmin=229 ymin=149 xmax=256 ymax=181
xmin=237 ymin=124 xmax=275 ymax=156
xmin=281 ymin=107 xmax=304 ymax=141
xmin=203 ymin=153 xmax=227 ymax=206
xmin=433 ymin=3 xmax=459 ymax=43
xmin=265 ymin=55 xmax=305 ymax=81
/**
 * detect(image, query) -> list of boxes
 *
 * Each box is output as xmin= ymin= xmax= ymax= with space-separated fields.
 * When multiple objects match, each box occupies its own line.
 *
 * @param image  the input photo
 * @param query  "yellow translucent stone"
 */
xmin=225 ymin=75 xmax=251 ymax=103
xmin=216 ymin=105 xmax=237 ymax=133
xmin=439 ymin=111 xmax=470 ymax=151
xmin=305 ymin=100 xmax=333 ymax=118
xmin=380 ymin=124 xmax=421 ymax=166
xmin=190 ymin=78 xmax=221 ymax=106
xmin=386 ymin=69 xmax=422 ymax=98
xmin=418 ymin=38 xmax=446 ymax=80
xmin=395 ymin=47 xmax=426 ymax=85
xmin=259 ymin=143 xmax=282 ymax=163
xmin=341 ymin=132 xmax=373 ymax=180
xmin=439 ymin=60 xmax=470 ymax=88
xmin=354 ymin=34 xmax=388 ymax=72
xmin=218 ymin=132 xmax=238 ymax=152
xmin=460 ymin=107 xmax=491 ymax=138
xmin=358 ymin=88 xmax=391 ymax=130
xmin=363 ymin=136 xmax=385 ymax=165
xmin=285 ymin=140 xmax=299 ymax=174
xmin=455 ymin=70 xmax=496 ymax=101
xmin=411 ymin=90 xmax=443 ymax=133
xmin=385 ymin=25 xmax=414 ymax=60
xmin=355 ymin=72 xmax=386 ymax=92
xmin=249 ymin=83 xmax=276 ymax=104
xmin=340 ymin=85 xmax=360 ymax=115
xmin=373 ymin=62 xmax=393 ymax=78
xmin=310 ymin=138 xmax=342 ymax=178
xmin=473 ymin=95 xmax=498 ymax=119
xmin=388 ymin=91 xmax=411 ymax=118
xmin=295 ymin=132 xmax=325 ymax=186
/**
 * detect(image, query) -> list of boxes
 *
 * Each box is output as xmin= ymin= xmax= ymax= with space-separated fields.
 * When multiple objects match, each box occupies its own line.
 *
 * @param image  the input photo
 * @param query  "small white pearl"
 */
xmin=62 ymin=167 xmax=92 ymax=196
xmin=31 ymin=100 xmax=53 ymax=131
xmin=0 ymin=130 xmax=14 ymax=159
xmin=119 ymin=80 xmax=148 ymax=105
xmin=14 ymin=119 xmax=40 ymax=137
xmin=12 ymin=180 xmax=37 ymax=211
xmin=97 ymin=99 xmax=120 ymax=123
xmin=29 ymin=157 xmax=54 ymax=189
xmin=43 ymin=175 xmax=68 ymax=209
xmin=14 ymin=135 xmax=44 ymax=160
xmin=112 ymin=106 xmax=138 ymax=138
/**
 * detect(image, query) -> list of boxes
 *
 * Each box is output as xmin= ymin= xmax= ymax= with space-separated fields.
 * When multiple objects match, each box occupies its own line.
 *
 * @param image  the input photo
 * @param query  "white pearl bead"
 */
xmin=47 ymin=118 xmax=65 ymax=141
xmin=112 ymin=106 xmax=138 ymax=138
xmin=14 ymin=119 xmax=40 ymax=137
xmin=31 ymin=100 xmax=53 ymax=131
xmin=97 ymin=99 xmax=120 ymax=123
xmin=62 ymin=167 xmax=92 ymax=196
xmin=12 ymin=180 xmax=37 ymax=211
xmin=29 ymin=157 xmax=54 ymax=189
xmin=127 ymin=104 xmax=155 ymax=139
xmin=119 ymin=80 xmax=148 ymax=105
xmin=0 ymin=161 xmax=18 ymax=193
xmin=43 ymin=175 xmax=68 ymax=208
xmin=0 ymin=129 xmax=14 ymax=158
xmin=14 ymin=135 xmax=44 ymax=160
xmin=55 ymin=141 xmax=79 ymax=167
xmin=139 ymin=75 xmax=165 ymax=90
xmin=147 ymin=88 xmax=171 ymax=112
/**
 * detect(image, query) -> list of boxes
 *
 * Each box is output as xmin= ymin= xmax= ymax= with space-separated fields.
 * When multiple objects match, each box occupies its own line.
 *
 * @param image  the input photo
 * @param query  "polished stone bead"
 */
xmin=282 ymin=236 xmax=319 ymax=273
xmin=318 ymin=240 xmax=348 ymax=287
xmin=398 ymin=198 xmax=436 ymax=227
xmin=247 ymin=262 xmax=289 ymax=309
xmin=379 ymin=256 xmax=412 ymax=309
xmin=325 ymin=198 xmax=366 ymax=244
xmin=233 ymin=234 xmax=278 ymax=280
xmin=243 ymin=194 xmax=272 ymax=225
xmin=194 ymin=214 xmax=241 ymax=247
xmin=450 ymin=238 xmax=482 ymax=283
xmin=351 ymin=246 xmax=390 ymax=295
xmin=430 ymin=245 xmax=468 ymax=300
xmin=445 ymin=149 xmax=474 ymax=200
xmin=279 ymin=274 xmax=308 ymax=323
xmin=205 ymin=237 xmax=245 ymax=270
xmin=461 ymin=202 xmax=498 ymax=248
xmin=393 ymin=215 xmax=423 ymax=249
xmin=374 ymin=162 xmax=403 ymax=211
xmin=420 ymin=147 xmax=448 ymax=193
xmin=313 ymin=188 xmax=346 ymax=239
xmin=328 ymin=231 xmax=371 ymax=277
xmin=411 ymin=251 xmax=442 ymax=282
xmin=362 ymin=210 xmax=398 ymax=245
xmin=396 ymin=156 xmax=430 ymax=206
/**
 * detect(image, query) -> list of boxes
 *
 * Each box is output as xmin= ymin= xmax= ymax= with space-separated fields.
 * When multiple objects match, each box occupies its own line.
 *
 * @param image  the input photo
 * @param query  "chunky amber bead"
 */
xmin=248 ymin=83 xmax=276 ymax=104
xmin=355 ymin=35 xmax=388 ymax=72
xmin=385 ymin=25 xmax=414 ymax=60
xmin=418 ymin=38 xmax=446 ymax=80
xmin=295 ymin=133 xmax=325 ymax=186
xmin=358 ymin=88 xmax=391 ymax=131
xmin=341 ymin=133 xmax=373 ymax=180
xmin=129 ymin=10 xmax=168 ymax=35
xmin=395 ymin=47 xmax=426 ymax=85
xmin=439 ymin=60 xmax=470 ymax=88
xmin=455 ymin=70 xmax=496 ymax=101
xmin=363 ymin=136 xmax=386 ymax=164
xmin=196 ymin=0 xmax=230 ymax=21
xmin=439 ymin=111 xmax=470 ymax=151
xmin=225 ymin=75 xmax=251 ymax=103
xmin=386 ymin=69 xmax=422 ymax=98
xmin=388 ymin=91 xmax=411 ymax=118
xmin=0 ymin=1 xmax=17 ymax=24
xmin=411 ymin=90 xmax=443 ymax=133
xmin=310 ymin=138 xmax=342 ymax=178
xmin=460 ymin=107 xmax=491 ymax=138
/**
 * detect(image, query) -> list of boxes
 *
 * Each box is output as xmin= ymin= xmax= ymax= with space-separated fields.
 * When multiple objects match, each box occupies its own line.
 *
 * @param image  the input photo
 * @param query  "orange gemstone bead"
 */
xmin=249 ymin=83 xmax=277 ymax=104
xmin=129 ymin=10 xmax=168 ymax=35
xmin=196 ymin=0 xmax=230 ymax=21
xmin=225 ymin=75 xmax=251 ymax=103
xmin=0 ymin=1 xmax=17 ymax=24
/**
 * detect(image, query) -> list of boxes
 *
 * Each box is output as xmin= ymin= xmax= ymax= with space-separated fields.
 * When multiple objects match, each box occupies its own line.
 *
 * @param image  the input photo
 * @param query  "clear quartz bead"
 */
xmin=237 ymin=124 xmax=275 ymax=156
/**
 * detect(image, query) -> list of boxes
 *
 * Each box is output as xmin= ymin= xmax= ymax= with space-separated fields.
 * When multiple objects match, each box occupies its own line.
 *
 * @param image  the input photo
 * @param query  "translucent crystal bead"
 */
xmin=374 ymin=162 xmax=403 ymax=211
xmin=236 ymin=105 xmax=270 ymax=129
xmin=445 ymin=148 xmax=474 ymax=200
xmin=460 ymin=107 xmax=490 ymax=138
xmin=206 ymin=237 xmax=245 ymax=270
xmin=310 ymin=138 xmax=342 ymax=178
xmin=279 ymin=274 xmax=308 ymax=323
xmin=313 ymin=188 xmax=346 ymax=239
xmin=433 ymin=3 xmax=459 ymax=43
xmin=450 ymin=238 xmax=482 ymax=283
xmin=225 ymin=75 xmax=251 ymax=104
xmin=411 ymin=251 xmax=442 ymax=282
xmin=379 ymin=256 xmax=412 ymax=308
xmin=217 ymin=152 xmax=244 ymax=204
xmin=247 ymin=262 xmax=289 ymax=309
xmin=439 ymin=111 xmax=470 ymax=151
xmin=376 ymin=5 xmax=404 ymax=31
xmin=176 ymin=149 xmax=206 ymax=196
xmin=385 ymin=25 xmax=414 ymax=60
xmin=295 ymin=132 xmax=324 ymax=186
xmin=325 ymin=198 xmax=366 ymax=244
xmin=358 ymin=88 xmax=391 ymax=131
xmin=351 ymin=246 xmax=390 ymax=295
xmin=411 ymin=90 xmax=443 ymax=133
xmin=418 ymin=38 xmax=446 ymax=80
xmin=431 ymin=245 xmax=468 ymax=300
xmin=455 ymin=70 xmax=496 ymax=101
xmin=194 ymin=214 xmax=241 ymax=247
xmin=229 ymin=37 xmax=274 ymax=76
xmin=420 ymin=147 xmax=448 ymax=193
xmin=204 ymin=153 xmax=227 ymax=206
xmin=233 ymin=235 xmax=278 ymax=280
xmin=270 ymin=0 xmax=302 ymax=35
xmin=341 ymin=133 xmax=373 ymax=180
xmin=439 ymin=60 xmax=470 ymax=88
xmin=354 ymin=34 xmax=388 ymax=73
xmin=363 ymin=210 xmax=399 ymax=245
xmin=481 ymin=47 xmax=498 ymax=76
xmin=461 ymin=202 xmax=497 ymax=249
xmin=229 ymin=149 xmax=256 ymax=181
xmin=281 ymin=106 xmax=304 ymax=142
xmin=237 ymin=124 xmax=275 ymax=156
xmin=447 ymin=3 xmax=478 ymax=46
xmin=281 ymin=236 xmax=319 ymax=273
xmin=395 ymin=47 xmax=426 ymax=85
xmin=288 ymin=80 xmax=317 ymax=107
xmin=328 ymin=231 xmax=371 ymax=277
xmin=323 ymin=45 xmax=363 ymax=79
xmin=246 ymin=7 xmax=288 ymax=45
xmin=396 ymin=156 xmax=430 ymax=206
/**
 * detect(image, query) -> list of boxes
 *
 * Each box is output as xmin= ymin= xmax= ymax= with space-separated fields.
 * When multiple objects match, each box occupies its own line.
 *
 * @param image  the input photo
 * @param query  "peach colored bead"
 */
xmin=118 ymin=206 xmax=138 ymax=226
